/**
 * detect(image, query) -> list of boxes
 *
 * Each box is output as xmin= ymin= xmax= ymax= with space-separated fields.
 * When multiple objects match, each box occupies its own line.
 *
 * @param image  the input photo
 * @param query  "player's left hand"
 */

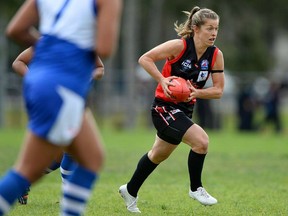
xmin=185 ymin=80 xmax=197 ymax=102
xmin=92 ymin=67 xmax=104 ymax=80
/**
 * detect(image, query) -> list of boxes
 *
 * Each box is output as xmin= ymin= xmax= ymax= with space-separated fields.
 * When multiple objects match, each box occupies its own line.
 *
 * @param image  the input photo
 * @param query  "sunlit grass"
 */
xmin=1 ymin=124 xmax=287 ymax=215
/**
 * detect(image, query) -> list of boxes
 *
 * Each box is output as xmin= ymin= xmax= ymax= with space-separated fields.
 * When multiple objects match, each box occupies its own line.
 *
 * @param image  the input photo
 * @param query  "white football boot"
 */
xmin=119 ymin=184 xmax=141 ymax=213
xmin=189 ymin=187 xmax=217 ymax=206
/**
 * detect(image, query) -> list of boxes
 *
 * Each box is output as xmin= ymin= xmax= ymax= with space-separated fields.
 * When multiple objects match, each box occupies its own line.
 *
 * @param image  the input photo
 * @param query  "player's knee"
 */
xmin=81 ymin=153 xmax=104 ymax=173
xmin=200 ymin=136 xmax=209 ymax=152
xmin=87 ymin=146 xmax=105 ymax=172
xmin=194 ymin=134 xmax=209 ymax=153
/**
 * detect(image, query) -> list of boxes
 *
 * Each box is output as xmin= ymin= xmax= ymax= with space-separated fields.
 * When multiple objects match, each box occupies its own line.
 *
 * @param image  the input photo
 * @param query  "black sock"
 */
xmin=127 ymin=153 xmax=158 ymax=197
xmin=188 ymin=150 xmax=206 ymax=191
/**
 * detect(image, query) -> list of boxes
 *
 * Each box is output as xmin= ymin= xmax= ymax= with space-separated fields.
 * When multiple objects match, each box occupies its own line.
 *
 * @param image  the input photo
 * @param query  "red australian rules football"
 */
xmin=168 ymin=77 xmax=191 ymax=102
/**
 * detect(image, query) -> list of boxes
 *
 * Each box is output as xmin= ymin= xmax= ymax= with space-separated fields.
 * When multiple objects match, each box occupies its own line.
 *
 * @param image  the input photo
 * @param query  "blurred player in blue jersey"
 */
xmin=12 ymin=47 xmax=105 ymax=205
xmin=0 ymin=0 xmax=122 ymax=215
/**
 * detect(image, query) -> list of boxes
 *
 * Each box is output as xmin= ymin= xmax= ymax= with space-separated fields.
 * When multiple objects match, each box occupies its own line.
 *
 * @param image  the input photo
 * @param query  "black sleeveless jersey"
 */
xmin=154 ymin=37 xmax=219 ymax=117
xmin=171 ymin=37 xmax=218 ymax=89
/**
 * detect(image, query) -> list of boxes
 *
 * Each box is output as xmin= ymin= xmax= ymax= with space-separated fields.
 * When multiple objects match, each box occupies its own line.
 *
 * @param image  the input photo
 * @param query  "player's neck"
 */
xmin=194 ymin=37 xmax=208 ymax=61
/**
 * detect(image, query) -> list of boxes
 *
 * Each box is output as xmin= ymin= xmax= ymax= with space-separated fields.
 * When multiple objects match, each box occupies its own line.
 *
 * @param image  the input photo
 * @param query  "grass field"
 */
xmin=0 ymin=126 xmax=287 ymax=216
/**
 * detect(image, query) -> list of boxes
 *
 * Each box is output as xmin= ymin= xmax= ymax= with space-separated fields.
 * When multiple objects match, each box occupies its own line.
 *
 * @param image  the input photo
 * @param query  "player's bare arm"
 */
xmin=138 ymin=39 xmax=184 ymax=97
xmin=6 ymin=0 xmax=39 ymax=46
xmin=12 ymin=47 xmax=34 ymax=76
xmin=92 ymin=56 xmax=105 ymax=80
xmin=96 ymin=0 xmax=122 ymax=58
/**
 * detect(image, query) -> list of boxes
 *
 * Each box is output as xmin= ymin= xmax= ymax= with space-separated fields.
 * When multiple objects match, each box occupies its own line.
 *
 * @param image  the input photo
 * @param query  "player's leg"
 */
xmin=71 ymin=108 xmax=104 ymax=171
xmin=17 ymin=187 xmax=30 ymax=205
xmin=59 ymin=153 xmax=77 ymax=183
xmin=129 ymin=135 xmax=177 ymax=195
xmin=119 ymin=135 xmax=177 ymax=213
xmin=17 ymin=150 xmax=63 ymax=205
xmin=59 ymin=108 xmax=104 ymax=183
xmin=17 ymin=145 xmax=64 ymax=205
xmin=45 ymin=150 xmax=63 ymax=174
xmin=0 ymin=131 xmax=62 ymax=215
xmin=60 ymin=108 xmax=104 ymax=215
xmin=119 ymin=106 xmax=191 ymax=213
xmin=182 ymin=124 xmax=217 ymax=205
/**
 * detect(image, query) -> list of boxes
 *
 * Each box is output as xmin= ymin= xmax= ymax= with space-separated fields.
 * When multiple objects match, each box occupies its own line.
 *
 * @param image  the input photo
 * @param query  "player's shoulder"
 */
xmin=163 ymin=38 xmax=184 ymax=46
xmin=216 ymin=48 xmax=224 ymax=58
xmin=213 ymin=45 xmax=222 ymax=53
xmin=211 ymin=45 xmax=223 ymax=58
xmin=163 ymin=38 xmax=185 ymax=52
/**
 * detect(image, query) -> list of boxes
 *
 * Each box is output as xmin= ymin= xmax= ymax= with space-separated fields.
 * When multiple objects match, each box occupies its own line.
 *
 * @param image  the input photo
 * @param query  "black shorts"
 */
xmin=151 ymin=105 xmax=194 ymax=145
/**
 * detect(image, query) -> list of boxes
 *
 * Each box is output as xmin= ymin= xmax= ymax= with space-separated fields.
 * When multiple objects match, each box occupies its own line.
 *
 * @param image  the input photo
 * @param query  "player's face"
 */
xmin=198 ymin=19 xmax=219 ymax=46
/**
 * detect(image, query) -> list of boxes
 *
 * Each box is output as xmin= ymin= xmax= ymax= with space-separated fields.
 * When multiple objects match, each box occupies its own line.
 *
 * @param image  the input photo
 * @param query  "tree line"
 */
xmin=1 ymin=0 xmax=288 ymax=73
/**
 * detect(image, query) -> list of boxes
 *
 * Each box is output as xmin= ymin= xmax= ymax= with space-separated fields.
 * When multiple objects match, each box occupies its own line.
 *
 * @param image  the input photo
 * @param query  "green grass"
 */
xmin=0 ymin=127 xmax=288 ymax=216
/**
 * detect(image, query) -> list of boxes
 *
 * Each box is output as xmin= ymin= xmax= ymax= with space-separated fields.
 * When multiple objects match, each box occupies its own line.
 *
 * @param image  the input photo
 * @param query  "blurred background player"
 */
xmin=0 ymin=0 xmax=122 ymax=215
xmin=12 ymin=47 xmax=106 ymax=205
xmin=119 ymin=6 xmax=224 ymax=213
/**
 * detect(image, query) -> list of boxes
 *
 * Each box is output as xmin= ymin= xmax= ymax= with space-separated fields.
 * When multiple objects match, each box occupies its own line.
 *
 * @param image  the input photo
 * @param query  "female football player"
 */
xmin=119 ymin=6 xmax=224 ymax=213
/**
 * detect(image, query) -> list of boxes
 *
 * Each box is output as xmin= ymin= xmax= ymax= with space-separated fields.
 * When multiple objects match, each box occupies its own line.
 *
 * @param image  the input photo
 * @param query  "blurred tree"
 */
xmin=3 ymin=0 xmax=288 ymax=75
xmin=2 ymin=0 xmax=288 ymax=128
xmin=0 ymin=0 xmax=22 ymax=16
xmin=0 ymin=0 xmax=31 ymax=127
xmin=0 ymin=0 xmax=17 ymax=127
xmin=139 ymin=0 xmax=288 ymax=74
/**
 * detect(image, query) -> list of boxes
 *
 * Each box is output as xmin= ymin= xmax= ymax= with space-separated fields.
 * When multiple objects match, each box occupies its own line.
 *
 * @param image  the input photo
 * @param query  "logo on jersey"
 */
xmin=181 ymin=59 xmax=192 ymax=71
xmin=200 ymin=60 xmax=209 ymax=70
xmin=197 ymin=71 xmax=208 ymax=82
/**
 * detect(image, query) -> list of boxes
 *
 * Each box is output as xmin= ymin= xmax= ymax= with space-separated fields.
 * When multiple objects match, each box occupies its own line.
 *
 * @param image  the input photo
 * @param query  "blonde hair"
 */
xmin=174 ymin=6 xmax=219 ymax=38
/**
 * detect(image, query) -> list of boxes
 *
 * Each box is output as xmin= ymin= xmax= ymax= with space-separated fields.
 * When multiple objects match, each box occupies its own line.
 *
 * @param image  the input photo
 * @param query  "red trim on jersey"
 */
xmin=154 ymin=39 xmax=187 ymax=102
xmin=211 ymin=47 xmax=219 ymax=69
